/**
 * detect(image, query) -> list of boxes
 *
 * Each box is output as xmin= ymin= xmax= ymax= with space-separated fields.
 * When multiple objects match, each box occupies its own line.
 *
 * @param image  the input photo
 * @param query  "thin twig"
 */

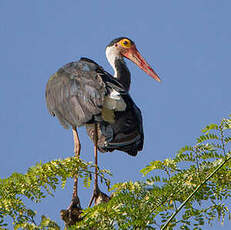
xmin=219 ymin=122 xmax=226 ymax=156
xmin=161 ymin=154 xmax=231 ymax=230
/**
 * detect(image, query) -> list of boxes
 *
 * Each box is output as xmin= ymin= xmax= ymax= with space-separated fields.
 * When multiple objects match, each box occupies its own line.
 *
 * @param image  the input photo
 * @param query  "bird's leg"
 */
xmin=61 ymin=128 xmax=82 ymax=226
xmin=72 ymin=128 xmax=81 ymax=200
xmin=88 ymin=124 xmax=110 ymax=206
xmin=88 ymin=124 xmax=100 ymax=207
xmin=93 ymin=124 xmax=99 ymax=193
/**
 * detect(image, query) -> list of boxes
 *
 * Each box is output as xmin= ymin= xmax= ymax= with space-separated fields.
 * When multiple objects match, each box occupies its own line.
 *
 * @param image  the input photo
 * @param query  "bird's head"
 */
xmin=106 ymin=37 xmax=160 ymax=82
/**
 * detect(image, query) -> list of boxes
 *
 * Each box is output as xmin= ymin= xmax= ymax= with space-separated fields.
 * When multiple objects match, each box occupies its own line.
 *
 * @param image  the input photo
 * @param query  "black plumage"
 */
xmin=86 ymin=95 xmax=143 ymax=156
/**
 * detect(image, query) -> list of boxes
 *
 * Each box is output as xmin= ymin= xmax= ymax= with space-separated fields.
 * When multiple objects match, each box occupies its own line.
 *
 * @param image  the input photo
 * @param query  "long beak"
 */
xmin=122 ymin=46 xmax=161 ymax=82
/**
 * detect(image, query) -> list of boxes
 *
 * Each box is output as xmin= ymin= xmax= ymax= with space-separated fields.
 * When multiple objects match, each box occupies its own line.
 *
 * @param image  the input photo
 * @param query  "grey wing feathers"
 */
xmin=45 ymin=59 xmax=107 ymax=129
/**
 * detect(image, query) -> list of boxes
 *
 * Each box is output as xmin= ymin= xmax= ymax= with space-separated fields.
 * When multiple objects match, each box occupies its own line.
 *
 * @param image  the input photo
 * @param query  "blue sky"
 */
xmin=0 ymin=0 xmax=230 ymax=228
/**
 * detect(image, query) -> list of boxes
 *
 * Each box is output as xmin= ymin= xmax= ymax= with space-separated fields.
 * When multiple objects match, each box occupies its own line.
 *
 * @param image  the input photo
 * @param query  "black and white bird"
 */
xmin=45 ymin=37 xmax=160 ymax=208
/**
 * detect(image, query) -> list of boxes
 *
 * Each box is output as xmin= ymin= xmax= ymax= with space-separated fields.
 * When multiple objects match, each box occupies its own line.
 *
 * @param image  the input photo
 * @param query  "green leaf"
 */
xmin=196 ymin=134 xmax=219 ymax=143
xmin=202 ymin=124 xmax=218 ymax=134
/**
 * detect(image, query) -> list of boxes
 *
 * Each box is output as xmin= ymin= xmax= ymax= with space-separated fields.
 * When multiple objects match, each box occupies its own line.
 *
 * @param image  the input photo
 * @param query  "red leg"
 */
xmin=60 ymin=128 xmax=82 ymax=226
xmin=88 ymin=124 xmax=110 ymax=206
xmin=72 ymin=128 xmax=81 ymax=199
xmin=88 ymin=124 xmax=99 ymax=207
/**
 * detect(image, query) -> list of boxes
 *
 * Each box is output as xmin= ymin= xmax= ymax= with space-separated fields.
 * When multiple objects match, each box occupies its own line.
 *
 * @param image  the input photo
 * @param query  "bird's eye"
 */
xmin=120 ymin=39 xmax=131 ymax=48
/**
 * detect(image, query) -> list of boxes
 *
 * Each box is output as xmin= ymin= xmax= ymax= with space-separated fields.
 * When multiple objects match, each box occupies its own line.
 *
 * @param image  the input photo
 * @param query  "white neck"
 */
xmin=105 ymin=46 xmax=131 ymax=90
xmin=105 ymin=46 xmax=122 ymax=78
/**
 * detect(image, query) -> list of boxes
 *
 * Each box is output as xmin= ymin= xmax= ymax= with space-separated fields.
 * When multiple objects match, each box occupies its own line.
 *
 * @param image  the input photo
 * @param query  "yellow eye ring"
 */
xmin=119 ymin=38 xmax=131 ymax=48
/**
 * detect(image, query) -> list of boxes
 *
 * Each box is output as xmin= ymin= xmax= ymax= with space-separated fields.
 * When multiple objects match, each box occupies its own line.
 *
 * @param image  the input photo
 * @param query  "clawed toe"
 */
xmin=60 ymin=196 xmax=82 ymax=226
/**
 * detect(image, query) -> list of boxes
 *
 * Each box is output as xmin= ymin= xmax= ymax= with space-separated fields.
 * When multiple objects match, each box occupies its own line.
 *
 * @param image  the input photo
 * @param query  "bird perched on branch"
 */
xmin=45 ymin=37 xmax=160 ymax=218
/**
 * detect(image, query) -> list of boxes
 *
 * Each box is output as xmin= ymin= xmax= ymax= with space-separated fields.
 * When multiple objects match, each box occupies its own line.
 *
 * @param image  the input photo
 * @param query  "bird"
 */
xmin=45 ymin=37 xmax=160 ymax=213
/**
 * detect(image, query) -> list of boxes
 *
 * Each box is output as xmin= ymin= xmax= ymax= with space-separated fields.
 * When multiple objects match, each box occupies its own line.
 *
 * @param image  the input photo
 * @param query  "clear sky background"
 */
xmin=0 ymin=0 xmax=230 ymax=229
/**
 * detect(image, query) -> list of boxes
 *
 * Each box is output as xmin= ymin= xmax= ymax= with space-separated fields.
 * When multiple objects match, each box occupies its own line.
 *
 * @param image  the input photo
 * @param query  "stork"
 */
xmin=45 ymin=37 xmax=160 ymax=213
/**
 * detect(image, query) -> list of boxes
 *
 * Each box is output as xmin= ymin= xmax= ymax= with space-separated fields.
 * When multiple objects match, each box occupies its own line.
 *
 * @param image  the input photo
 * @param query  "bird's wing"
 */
xmin=46 ymin=58 xmax=128 ymax=129
xmin=45 ymin=59 xmax=108 ymax=128
xmin=86 ymin=94 xmax=144 ymax=156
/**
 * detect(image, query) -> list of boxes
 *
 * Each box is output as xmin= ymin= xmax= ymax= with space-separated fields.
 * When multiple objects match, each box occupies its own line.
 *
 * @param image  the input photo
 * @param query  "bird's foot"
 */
xmin=60 ymin=195 xmax=82 ymax=227
xmin=88 ymin=186 xmax=110 ymax=207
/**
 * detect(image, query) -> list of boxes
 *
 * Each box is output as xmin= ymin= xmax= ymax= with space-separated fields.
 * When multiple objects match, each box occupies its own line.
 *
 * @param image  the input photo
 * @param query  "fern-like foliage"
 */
xmin=0 ymin=116 xmax=231 ymax=229
xmin=0 ymin=157 xmax=110 ymax=229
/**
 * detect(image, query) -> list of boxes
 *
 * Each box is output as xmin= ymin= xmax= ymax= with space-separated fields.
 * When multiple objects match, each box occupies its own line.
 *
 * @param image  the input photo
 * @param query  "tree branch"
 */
xmin=161 ymin=153 xmax=231 ymax=230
